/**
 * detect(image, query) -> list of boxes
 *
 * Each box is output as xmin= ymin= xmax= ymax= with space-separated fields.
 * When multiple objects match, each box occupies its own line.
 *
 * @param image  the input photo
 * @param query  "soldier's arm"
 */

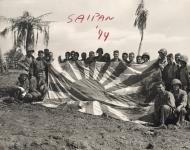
xmin=25 ymin=80 xmax=30 ymax=93
xmin=17 ymin=56 xmax=29 ymax=71
xmin=187 ymin=69 xmax=190 ymax=87
xmin=162 ymin=66 xmax=167 ymax=82
xmin=29 ymin=78 xmax=38 ymax=92
xmin=178 ymin=92 xmax=187 ymax=110
xmin=154 ymin=96 xmax=160 ymax=112
xmin=167 ymin=92 xmax=176 ymax=110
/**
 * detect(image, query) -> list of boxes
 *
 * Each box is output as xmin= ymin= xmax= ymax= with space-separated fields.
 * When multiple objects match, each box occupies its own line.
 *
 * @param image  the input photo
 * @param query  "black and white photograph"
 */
xmin=0 ymin=0 xmax=190 ymax=149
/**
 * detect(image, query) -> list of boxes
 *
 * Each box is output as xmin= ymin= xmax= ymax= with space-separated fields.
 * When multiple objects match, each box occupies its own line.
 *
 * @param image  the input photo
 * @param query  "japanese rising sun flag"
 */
xmin=36 ymin=60 xmax=161 ymax=123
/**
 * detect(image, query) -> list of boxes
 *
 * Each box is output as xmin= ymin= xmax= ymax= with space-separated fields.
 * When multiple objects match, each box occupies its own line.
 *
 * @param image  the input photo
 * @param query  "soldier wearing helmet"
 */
xmin=177 ymin=55 xmax=190 ymax=92
xmin=157 ymin=48 xmax=168 ymax=71
xmin=153 ymin=81 xmax=176 ymax=128
xmin=162 ymin=53 xmax=178 ymax=91
xmin=171 ymin=79 xmax=187 ymax=126
xmin=18 ymin=49 xmax=35 ymax=76
xmin=35 ymin=50 xmax=48 ymax=100
xmin=142 ymin=52 xmax=150 ymax=63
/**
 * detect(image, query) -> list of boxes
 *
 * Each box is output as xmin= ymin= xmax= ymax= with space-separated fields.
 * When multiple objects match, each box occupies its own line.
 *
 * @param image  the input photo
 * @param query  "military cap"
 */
xmin=158 ymin=48 xmax=167 ymax=56
xmin=171 ymin=79 xmax=182 ymax=86
xmin=142 ymin=52 xmax=150 ymax=59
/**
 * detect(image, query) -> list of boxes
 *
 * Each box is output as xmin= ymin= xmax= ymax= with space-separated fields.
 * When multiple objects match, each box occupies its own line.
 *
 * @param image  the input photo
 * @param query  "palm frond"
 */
xmin=43 ymin=26 xmax=49 ymax=47
xmin=134 ymin=9 xmax=148 ymax=31
xmin=135 ymin=0 xmax=144 ymax=15
xmin=36 ymin=12 xmax=52 ymax=19
xmin=36 ymin=30 xmax=39 ymax=45
xmin=0 ymin=28 xmax=10 ymax=37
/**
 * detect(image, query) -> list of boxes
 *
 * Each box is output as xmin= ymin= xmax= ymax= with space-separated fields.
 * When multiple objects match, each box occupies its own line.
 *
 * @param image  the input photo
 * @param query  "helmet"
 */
xmin=158 ymin=48 xmax=167 ymax=56
xmin=175 ymin=53 xmax=181 ymax=57
xmin=180 ymin=55 xmax=188 ymax=64
xmin=19 ymin=70 xmax=28 ymax=77
xmin=142 ymin=52 xmax=150 ymax=59
xmin=136 ymin=55 xmax=142 ymax=59
xmin=171 ymin=79 xmax=182 ymax=86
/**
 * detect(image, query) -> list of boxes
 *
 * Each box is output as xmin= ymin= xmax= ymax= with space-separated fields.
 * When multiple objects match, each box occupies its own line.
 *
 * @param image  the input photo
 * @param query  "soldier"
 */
xmin=43 ymin=49 xmax=54 ymax=64
xmin=70 ymin=51 xmax=76 ymax=61
xmin=177 ymin=55 xmax=190 ymax=92
xmin=81 ymin=52 xmax=87 ymax=61
xmin=74 ymin=52 xmax=79 ymax=61
xmin=175 ymin=53 xmax=181 ymax=69
xmin=157 ymin=48 xmax=168 ymax=71
xmin=44 ymin=49 xmax=50 ymax=60
xmin=111 ymin=50 xmax=121 ymax=62
xmin=18 ymin=49 xmax=35 ymax=76
xmin=122 ymin=53 xmax=129 ymax=64
xmin=62 ymin=52 xmax=70 ymax=63
xmin=136 ymin=55 xmax=142 ymax=64
xmin=35 ymin=50 xmax=48 ymax=99
xmin=187 ymin=93 xmax=190 ymax=121
xmin=128 ymin=52 xmax=135 ymax=66
xmin=43 ymin=49 xmax=54 ymax=83
xmin=154 ymin=82 xmax=176 ymax=128
xmin=171 ymin=79 xmax=187 ymax=126
xmin=28 ymin=71 xmax=41 ymax=102
xmin=142 ymin=52 xmax=150 ymax=63
xmin=103 ymin=53 xmax=111 ymax=62
xmin=35 ymin=51 xmax=46 ymax=83
xmin=58 ymin=56 xmax=62 ymax=63
xmin=15 ymin=72 xmax=41 ymax=102
xmin=15 ymin=72 xmax=30 ymax=100
xmin=49 ymin=52 xmax=54 ymax=63
xmin=95 ymin=48 xmax=104 ymax=62
xmin=162 ymin=53 xmax=178 ymax=91
xmin=85 ymin=51 xmax=95 ymax=64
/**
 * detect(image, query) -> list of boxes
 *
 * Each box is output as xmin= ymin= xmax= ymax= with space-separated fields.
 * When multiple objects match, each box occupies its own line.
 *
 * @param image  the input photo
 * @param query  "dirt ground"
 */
xmin=0 ymin=71 xmax=190 ymax=150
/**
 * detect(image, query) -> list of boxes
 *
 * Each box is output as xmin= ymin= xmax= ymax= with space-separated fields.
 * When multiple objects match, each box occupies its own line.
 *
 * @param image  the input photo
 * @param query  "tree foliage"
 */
xmin=134 ymin=0 xmax=148 ymax=55
xmin=0 ymin=11 xmax=52 ymax=52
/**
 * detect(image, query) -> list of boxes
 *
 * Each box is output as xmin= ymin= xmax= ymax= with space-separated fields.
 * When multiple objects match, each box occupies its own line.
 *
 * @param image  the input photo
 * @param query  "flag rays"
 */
xmin=39 ymin=60 xmax=161 ymax=122
xmin=53 ymin=60 xmax=159 ymax=95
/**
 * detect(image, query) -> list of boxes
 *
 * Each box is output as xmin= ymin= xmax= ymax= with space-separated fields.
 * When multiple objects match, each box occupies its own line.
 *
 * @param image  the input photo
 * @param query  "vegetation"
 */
xmin=0 ymin=11 xmax=52 ymax=52
xmin=134 ymin=0 xmax=148 ymax=55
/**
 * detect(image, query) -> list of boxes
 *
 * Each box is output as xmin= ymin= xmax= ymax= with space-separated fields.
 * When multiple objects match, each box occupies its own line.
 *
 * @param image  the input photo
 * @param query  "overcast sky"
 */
xmin=0 ymin=0 xmax=190 ymax=60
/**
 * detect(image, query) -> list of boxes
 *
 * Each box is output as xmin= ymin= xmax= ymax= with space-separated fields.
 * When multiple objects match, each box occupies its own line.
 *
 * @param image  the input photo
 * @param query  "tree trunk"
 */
xmin=26 ymin=27 xmax=34 ymax=52
xmin=137 ymin=30 xmax=144 ymax=55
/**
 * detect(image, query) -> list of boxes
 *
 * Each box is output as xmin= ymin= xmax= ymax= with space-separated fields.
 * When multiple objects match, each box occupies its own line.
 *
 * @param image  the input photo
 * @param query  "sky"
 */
xmin=0 ymin=0 xmax=190 ymax=61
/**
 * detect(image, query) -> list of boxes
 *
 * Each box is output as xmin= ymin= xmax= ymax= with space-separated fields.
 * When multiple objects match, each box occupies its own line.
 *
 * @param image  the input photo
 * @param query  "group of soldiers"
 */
xmin=15 ymin=49 xmax=53 ymax=102
xmin=14 ymin=47 xmax=190 ymax=128
xmin=58 ymin=48 xmax=150 ymax=65
xmin=154 ymin=48 xmax=190 ymax=128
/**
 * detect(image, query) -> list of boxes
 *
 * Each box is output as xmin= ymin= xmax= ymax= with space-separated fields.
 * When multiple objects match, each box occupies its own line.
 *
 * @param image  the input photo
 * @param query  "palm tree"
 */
xmin=0 ymin=11 xmax=52 ymax=52
xmin=134 ymin=0 xmax=148 ymax=55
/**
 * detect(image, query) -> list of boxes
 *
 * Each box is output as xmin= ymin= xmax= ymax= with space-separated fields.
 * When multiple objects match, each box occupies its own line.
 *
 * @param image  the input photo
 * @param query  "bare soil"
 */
xmin=0 ymin=71 xmax=190 ymax=150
